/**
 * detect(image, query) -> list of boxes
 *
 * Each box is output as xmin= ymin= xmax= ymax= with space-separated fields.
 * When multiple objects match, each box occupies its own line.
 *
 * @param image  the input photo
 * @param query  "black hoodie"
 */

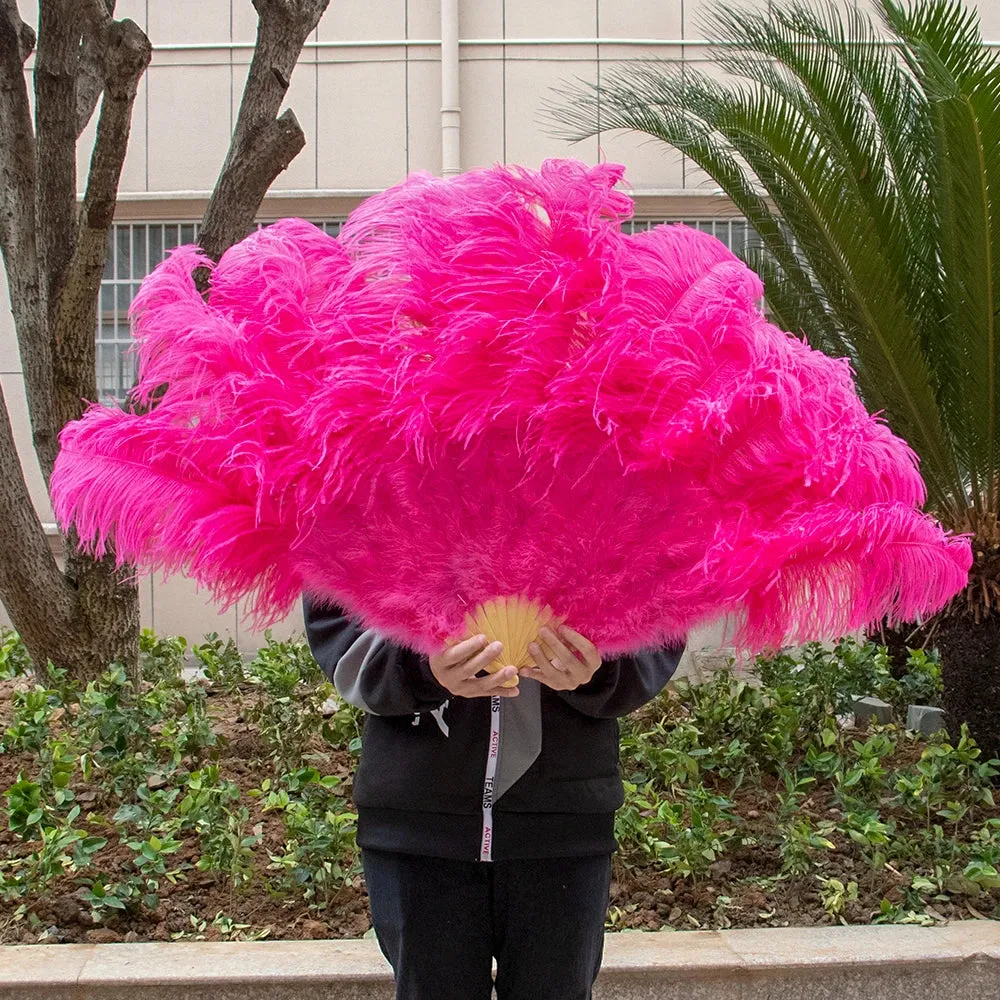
xmin=303 ymin=596 xmax=684 ymax=861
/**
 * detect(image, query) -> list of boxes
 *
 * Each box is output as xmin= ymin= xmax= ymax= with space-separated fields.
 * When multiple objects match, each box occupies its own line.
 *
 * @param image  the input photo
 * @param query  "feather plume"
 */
xmin=51 ymin=158 xmax=971 ymax=655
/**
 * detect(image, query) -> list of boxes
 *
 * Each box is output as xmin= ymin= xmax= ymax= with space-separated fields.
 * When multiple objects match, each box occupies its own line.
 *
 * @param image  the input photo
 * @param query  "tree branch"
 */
xmin=198 ymin=0 xmax=329 ymax=261
xmin=199 ymin=109 xmax=306 ymax=262
xmin=12 ymin=5 xmax=35 ymax=60
xmin=52 ymin=17 xmax=151 ymax=438
xmin=34 ymin=0 xmax=82 ymax=303
xmin=0 ymin=2 xmax=36 ymax=249
xmin=0 ymin=379 xmax=72 ymax=648
xmin=76 ymin=0 xmax=116 ymax=138
xmin=0 ymin=0 xmax=59 ymax=480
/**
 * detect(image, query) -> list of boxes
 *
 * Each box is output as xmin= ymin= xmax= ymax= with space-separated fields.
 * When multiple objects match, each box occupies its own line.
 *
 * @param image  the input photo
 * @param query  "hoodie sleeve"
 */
xmin=556 ymin=643 xmax=686 ymax=719
xmin=302 ymin=595 xmax=450 ymax=716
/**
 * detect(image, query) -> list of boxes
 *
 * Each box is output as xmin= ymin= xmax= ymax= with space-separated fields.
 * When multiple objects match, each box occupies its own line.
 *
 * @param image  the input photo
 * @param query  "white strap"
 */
xmin=480 ymin=695 xmax=502 ymax=862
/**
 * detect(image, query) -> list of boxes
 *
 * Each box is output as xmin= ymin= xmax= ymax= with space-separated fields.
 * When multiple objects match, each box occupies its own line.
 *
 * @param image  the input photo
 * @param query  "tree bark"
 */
xmin=937 ymin=615 xmax=1000 ymax=762
xmin=0 ymin=380 xmax=71 ymax=662
xmin=0 ymin=3 xmax=149 ymax=684
xmin=199 ymin=0 xmax=330 ymax=261
xmin=75 ymin=1 xmax=116 ymax=139
xmin=0 ymin=1 xmax=56 ymax=479
xmin=34 ymin=0 xmax=81 ymax=307
xmin=50 ymin=15 xmax=151 ymax=686
xmin=0 ymin=0 xmax=329 ymax=684
xmin=53 ymin=17 xmax=151 ymax=436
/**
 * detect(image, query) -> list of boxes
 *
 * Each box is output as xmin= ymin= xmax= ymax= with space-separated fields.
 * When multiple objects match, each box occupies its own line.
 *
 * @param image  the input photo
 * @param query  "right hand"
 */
xmin=428 ymin=635 xmax=519 ymax=698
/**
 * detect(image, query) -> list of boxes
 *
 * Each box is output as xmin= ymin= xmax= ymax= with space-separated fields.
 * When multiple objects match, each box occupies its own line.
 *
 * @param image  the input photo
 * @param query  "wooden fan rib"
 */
xmin=510 ymin=600 xmax=527 ymax=675
xmin=461 ymin=595 xmax=565 ymax=683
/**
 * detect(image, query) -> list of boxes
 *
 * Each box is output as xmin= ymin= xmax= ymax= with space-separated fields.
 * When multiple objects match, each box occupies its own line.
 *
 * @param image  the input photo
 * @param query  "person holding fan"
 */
xmin=304 ymin=596 xmax=684 ymax=1000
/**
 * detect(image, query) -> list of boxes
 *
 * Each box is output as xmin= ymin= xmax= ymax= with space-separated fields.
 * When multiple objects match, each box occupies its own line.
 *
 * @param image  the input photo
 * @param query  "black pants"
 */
xmin=362 ymin=849 xmax=612 ymax=1000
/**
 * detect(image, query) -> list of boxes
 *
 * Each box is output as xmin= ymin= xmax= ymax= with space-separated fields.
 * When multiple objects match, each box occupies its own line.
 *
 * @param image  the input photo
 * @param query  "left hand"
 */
xmin=522 ymin=625 xmax=602 ymax=691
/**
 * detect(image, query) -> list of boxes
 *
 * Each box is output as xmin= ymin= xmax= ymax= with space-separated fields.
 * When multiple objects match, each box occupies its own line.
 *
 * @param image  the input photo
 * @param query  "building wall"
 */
xmin=3 ymin=0 xmax=999 ymax=657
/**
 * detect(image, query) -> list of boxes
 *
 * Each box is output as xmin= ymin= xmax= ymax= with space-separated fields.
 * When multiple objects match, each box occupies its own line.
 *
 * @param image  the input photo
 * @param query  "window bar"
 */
xmin=99 ymin=218 xmax=763 ymax=400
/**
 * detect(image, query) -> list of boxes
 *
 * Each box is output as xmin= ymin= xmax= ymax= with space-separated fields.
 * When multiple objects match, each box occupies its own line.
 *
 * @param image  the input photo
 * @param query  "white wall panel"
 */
xmin=147 ymin=65 xmax=233 ymax=190
xmin=316 ymin=61 xmax=408 ymax=189
xmin=504 ymin=56 xmax=599 ymax=168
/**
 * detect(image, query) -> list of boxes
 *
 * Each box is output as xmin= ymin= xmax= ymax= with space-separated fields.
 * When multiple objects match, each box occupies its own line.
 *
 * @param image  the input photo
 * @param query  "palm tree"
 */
xmin=548 ymin=0 xmax=1000 ymax=755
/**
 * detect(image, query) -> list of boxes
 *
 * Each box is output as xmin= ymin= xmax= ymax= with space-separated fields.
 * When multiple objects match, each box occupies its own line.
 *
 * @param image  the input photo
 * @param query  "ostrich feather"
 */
xmin=51 ymin=158 xmax=971 ymax=655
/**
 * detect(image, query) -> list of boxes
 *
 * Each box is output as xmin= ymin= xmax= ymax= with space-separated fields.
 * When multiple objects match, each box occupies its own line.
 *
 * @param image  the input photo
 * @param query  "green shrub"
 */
xmin=192 ymin=632 xmax=245 ymax=692
xmin=139 ymin=630 xmax=188 ymax=686
xmin=1 ymin=627 xmax=996 ymax=932
xmin=0 ymin=629 xmax=32 ymax=680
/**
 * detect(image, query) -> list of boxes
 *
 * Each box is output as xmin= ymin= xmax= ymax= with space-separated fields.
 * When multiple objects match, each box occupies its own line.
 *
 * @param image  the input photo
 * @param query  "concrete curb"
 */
xmin=1 ymin=922 xmax=998 ymax=999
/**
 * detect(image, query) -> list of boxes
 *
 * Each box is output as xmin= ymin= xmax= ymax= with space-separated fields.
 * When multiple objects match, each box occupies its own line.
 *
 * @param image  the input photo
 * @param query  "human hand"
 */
xmin=522 ymin=625 xmax=602 ymax=691
xmin=428 ymin=635 xmax=520 ymax=698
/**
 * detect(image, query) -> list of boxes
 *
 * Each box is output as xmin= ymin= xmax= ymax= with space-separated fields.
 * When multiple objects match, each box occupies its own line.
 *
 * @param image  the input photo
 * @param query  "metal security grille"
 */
xmin=98 ymin=221 xmax=344 ymax=399
xmin=624 ymin=217 xmax=753 ymax=257
xmin=98 ymin=222 xmax=196 ymax=399
xmin=98 ymin=217 xmax=746 ymax=399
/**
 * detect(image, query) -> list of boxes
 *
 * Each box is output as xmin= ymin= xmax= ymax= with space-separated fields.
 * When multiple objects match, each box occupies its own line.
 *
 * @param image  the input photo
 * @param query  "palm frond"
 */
xmin=878 ymin=0 xmax=1000 ymax=515
xmin=714 ymin=81 xmax=960 ymax=507
xmin=707 ymin=1 xmax=934 ymax=304
xmin=544 ymin=0 xmax=1000 ymax=520
xmin=547 ymin=65 xmax=847 ymax=364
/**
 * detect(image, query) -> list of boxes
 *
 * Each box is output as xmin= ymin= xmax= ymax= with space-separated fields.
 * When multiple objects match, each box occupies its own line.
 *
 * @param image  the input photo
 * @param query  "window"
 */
xmin=98 ymin=217 xmax=748 ymax=399
xmin=98 ymin=221 xmax=344 ymax=399
xmin=625 ymin=217 xmax=753 ymax=257
xmin=99 ymin=223 xmax=197 ymax=399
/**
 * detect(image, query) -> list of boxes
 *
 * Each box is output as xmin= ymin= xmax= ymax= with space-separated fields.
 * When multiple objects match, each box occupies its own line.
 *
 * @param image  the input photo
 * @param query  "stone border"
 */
xmin=1 ymin=922 xmax=998 ymax=999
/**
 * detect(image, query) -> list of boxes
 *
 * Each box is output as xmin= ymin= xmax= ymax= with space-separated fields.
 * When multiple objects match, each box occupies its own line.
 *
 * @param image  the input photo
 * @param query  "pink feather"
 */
xmin=50 ymin=158 xmax=971 ymax=655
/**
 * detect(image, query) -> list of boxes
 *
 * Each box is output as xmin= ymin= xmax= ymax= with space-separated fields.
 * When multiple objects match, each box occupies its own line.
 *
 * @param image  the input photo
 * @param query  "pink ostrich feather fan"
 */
xmin=50 ymin=158 xmax=971 ymax=656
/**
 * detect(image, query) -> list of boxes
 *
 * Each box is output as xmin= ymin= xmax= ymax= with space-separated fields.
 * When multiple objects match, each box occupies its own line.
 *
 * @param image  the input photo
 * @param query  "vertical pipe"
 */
xmin=441 ymin=0 xmax=461 ymax=176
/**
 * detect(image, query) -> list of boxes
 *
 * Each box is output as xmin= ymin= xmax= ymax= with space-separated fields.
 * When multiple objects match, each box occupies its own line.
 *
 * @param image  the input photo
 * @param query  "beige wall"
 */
xmin=3 ymin=0 xmax=999 ymax=655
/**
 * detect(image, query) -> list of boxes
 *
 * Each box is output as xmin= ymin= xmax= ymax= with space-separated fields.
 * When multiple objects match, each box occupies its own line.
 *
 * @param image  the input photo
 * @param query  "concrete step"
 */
xmin=1 ymin=922 xmax=998 ymax=999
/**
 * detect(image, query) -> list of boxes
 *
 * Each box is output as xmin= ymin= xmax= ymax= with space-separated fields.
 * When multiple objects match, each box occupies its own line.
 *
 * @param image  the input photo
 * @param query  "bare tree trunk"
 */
xmin=199 ymin=0 xmax=330 ymax=261
xmin=0 ymin=0 xmax=329 ymax=683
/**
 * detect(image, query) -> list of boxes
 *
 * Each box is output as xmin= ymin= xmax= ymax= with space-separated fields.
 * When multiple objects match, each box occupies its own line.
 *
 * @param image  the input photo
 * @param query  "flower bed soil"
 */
xmin=2 ymin=638 xmax=998 ymax=946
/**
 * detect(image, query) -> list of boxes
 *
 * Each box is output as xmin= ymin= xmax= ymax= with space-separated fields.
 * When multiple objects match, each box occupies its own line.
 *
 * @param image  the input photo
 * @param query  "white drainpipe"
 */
xmin=441 ymin=0 xmax=461 ymax=176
